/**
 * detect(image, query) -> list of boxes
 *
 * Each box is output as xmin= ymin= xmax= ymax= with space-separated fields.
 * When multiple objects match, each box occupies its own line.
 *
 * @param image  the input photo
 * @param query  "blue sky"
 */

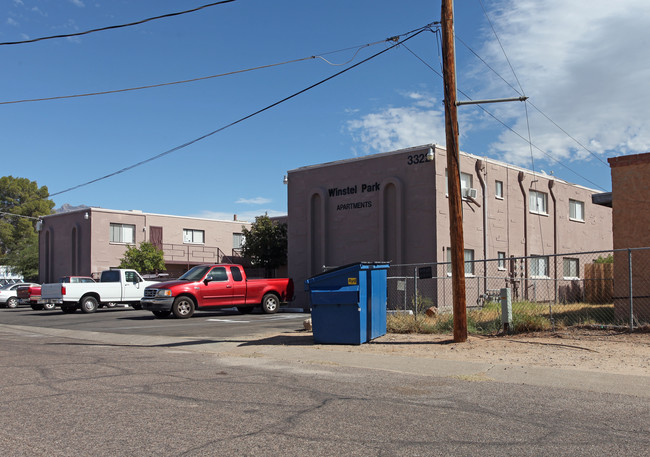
xmin=3 ymin=0 xmax=649 ymax=221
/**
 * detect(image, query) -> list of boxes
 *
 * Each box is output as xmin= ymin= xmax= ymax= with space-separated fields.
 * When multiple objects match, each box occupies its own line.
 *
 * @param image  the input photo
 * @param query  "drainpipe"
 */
xmin=548 ymin=180 xmax=558 ymax=302
xmin=518 ymin=171 xmax=528 ymax=300
xmin=476 ymin=159 xmax=487 ymax=296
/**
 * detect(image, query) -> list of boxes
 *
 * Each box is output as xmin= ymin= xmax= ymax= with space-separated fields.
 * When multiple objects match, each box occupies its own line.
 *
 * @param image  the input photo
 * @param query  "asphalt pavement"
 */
xmin=0 ymin=309 xmax=648 ymax=456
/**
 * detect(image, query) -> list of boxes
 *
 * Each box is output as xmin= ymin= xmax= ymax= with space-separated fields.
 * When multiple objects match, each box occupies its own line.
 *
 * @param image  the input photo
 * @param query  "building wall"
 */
xmin=608 ymin=153 xmax=650 ymax=321
xmin=288 ymin=145 xmax=613 ymax=307
xmin=39 ymin=208 xmax=250 ymax=281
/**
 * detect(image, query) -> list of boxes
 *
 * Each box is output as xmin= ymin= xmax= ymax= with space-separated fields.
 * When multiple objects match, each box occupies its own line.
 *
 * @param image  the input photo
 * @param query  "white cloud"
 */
xmin=6 ymin=17 xmax=19 ymax=26
xmin=235 ymin=197 xmax=272 ymax=205
xmin=473 ymin=0 xmax=650 ymax=166
xmin=69 ymin=0 xmax=85 ymax=7
xmin=13 ymin=0 xmax=24 ymax=6
xmin=346 ymin=93 xmax=447 ymax=154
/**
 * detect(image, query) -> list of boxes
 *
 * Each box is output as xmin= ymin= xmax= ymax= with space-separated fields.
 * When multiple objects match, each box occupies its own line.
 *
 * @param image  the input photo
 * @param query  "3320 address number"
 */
xmin=407 ymin=153 xmax=427 ymax=165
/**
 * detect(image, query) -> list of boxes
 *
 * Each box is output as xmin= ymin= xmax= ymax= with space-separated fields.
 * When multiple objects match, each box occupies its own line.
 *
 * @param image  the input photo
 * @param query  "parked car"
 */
xmin=41 ymin=269 xmax=156 ymax=313
xmin=16 ymin=284 xmax=56 ymax=310
xmin=0 ymin=282 xmax=40 ymax=308
xmin=141 ymin=264 xmax=294 ymax=318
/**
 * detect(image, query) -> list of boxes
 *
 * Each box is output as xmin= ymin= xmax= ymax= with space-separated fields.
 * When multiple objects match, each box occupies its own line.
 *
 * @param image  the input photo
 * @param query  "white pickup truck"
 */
xmin=41 ymin=269 xmax=156 ymax=314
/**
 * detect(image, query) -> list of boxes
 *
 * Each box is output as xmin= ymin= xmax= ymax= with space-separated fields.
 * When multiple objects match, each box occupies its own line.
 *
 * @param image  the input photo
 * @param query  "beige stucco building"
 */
xmin=39 ymin=208 xmax=250 ymax=282
xmin=287 ymin=144 xmax=613 ymax=307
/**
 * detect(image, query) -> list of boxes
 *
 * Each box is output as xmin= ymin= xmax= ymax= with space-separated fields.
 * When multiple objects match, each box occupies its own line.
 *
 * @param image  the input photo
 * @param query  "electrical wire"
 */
xmin=1 ymin=38 xmax=400 ymax=106
xmin=402 ymin=40 xmax=607 ymax=191
xmin=0 ymin=0 xmax=236 ymax=46
xmin=0 ymin=211 xmax=40 ymax=221
xmin=47 ymin=26 xmax=432 ymax=198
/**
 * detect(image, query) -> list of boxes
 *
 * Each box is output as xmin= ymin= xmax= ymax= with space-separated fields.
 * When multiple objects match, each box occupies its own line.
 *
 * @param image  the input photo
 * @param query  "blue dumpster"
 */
xmin=304 ymin=262 xmax=390 ymax=345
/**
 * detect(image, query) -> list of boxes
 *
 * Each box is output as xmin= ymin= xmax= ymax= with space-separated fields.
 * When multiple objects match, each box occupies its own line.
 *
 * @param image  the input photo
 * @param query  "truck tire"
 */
xmin=31 ymin=304 xmax=44 ymax=311
xmin=261 ymin=293 xmax=280 ymax=314
xmin=43 ymin=302 xmax=56 ymax=311
xmin=131 ymin=303 xmax=143 ymax=310
xmin=171 ymin=296 xmax=195 ymax=319
xmin=7 ymin=297 xmax=19 ymax=308
xmin=61 ymin=305 xmax=76 ymax=314
xmin=152 ymin=310 xmax=171 ymax=318
xmin=80 ymin=296 xmax=99 ymax=313
xmin=237 ymin=306 xmax=254 ymax=314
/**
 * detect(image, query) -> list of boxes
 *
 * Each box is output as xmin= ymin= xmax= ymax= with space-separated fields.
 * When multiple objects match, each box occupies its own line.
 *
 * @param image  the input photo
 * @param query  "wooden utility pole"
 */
xmin=441 ymin=0 xmax=467 ymax=342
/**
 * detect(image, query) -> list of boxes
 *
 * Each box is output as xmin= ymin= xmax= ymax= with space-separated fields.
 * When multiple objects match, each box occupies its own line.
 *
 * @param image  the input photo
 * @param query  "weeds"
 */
xmin=387 ymin=301 xmax=617 ymax=335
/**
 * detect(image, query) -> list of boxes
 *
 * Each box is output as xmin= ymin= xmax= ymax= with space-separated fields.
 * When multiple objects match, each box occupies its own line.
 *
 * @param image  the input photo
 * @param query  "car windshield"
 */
xmin=178 ymin=266 xmax=212 ymax=282
xmin=0 ymin=283 xmax=13 ymax=290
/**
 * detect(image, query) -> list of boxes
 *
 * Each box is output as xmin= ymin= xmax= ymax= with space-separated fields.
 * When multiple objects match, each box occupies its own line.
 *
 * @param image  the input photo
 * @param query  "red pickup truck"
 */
xmin=140 ymin=264 xmax=294 ymax=319
xmin=17 ymin=284 xmax=57 ymax=310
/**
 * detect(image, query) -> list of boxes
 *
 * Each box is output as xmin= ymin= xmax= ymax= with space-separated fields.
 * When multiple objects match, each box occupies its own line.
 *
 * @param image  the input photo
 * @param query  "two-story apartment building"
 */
xmin=287 ymin=144 xmax=613 ymax=307
xmin=38 ymin=208 xmax=250 ymax=282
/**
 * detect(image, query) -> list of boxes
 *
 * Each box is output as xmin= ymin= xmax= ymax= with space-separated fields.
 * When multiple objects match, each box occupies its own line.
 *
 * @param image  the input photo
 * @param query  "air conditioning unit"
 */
xmin=462 ymin=188 xmax=478 ymax=199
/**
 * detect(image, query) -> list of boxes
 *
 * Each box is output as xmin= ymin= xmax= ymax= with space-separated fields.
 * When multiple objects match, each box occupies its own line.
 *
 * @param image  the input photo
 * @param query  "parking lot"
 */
xmin=0 ymin=305 xmax=309 ymax=340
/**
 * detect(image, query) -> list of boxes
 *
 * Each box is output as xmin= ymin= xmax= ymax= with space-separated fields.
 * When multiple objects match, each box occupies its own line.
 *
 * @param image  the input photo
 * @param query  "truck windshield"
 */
xmin=178 ymin=266 xmax=211 ymax=282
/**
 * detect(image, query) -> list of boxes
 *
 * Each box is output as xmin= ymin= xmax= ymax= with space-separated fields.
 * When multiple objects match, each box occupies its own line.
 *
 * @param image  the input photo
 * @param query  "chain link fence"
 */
xmin=387 ymin=248 xmax=650 ymax=333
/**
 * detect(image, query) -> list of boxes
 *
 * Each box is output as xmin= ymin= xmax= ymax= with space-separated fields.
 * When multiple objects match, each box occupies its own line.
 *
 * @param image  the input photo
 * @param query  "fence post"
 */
xmin=414 ymin=267 xmax=418 ymax=315
xmin=628 ymin=249 xmax=634 ymax=331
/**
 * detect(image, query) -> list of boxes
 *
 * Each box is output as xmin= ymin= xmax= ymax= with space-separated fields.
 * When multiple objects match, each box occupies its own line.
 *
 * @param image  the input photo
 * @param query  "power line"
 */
xmin=47 ymin=25 xmax=432 ymax=198
xmin=1 ymin=39 xmax=396 ymax=106
xmin=0 ymin=0 xmax=236 ymax=46
xmin=402 ymin=40 xmax=607 ymax=191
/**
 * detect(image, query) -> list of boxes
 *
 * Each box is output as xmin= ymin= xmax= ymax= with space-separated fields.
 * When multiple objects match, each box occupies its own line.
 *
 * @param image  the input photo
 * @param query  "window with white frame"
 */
xmin=183 ymin=228 xmax=204 ymax=244
xmin=445 ymin=170 xmax=474 ymax=197
xmin=495 ymin=180 xmax=503 ymax=199
xmin=497 ymin=251 xmax=506 ymax=270
xmin=569 ymin=199 xmax=585 ymax=222
xmin=446 ymin=248 xmax=475 ymax=276
xmin=530 ymin=255 xmax=549 ymax=277
xmin=233 ymin=233 xmax=245 ymax=249
xmin=563 ymin=258 xmax=579 ymax=279
xmin=109 ymin=223 xmax=135 ymax=244
xmin=529 ymin=190 xmax=548 ymax=215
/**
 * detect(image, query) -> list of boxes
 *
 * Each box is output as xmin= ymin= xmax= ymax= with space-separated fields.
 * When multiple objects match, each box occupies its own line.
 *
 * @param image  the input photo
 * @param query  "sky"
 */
xmin=2 ymin=0 xmax=649 ymax=222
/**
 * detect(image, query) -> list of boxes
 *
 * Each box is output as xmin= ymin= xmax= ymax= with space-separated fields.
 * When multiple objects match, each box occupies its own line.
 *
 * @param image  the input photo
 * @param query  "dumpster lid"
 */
xmin=306 ymin=261 xmax=390 ymax=281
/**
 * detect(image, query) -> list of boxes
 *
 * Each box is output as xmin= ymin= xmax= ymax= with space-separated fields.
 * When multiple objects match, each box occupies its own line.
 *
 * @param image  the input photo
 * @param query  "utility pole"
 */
xmin=441 ymin=0 xmax=467 ymax=342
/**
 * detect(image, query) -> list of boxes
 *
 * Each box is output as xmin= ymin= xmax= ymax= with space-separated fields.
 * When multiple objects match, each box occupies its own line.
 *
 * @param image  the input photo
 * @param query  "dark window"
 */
xmin=230 ymin=266 xmax=243 ymax=281
xmin=207 ymin=267 xmax=227 ymax=282
xmin=101 ymin=271 xmax=120 ymax=282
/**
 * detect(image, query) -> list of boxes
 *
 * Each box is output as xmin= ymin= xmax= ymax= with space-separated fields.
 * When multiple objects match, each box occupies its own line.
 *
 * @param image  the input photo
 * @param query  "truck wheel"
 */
xmin=61 ymin=305 xmax=76 ymax=314
xmin=152 ymin=310 xmax=171 ymax=318
xmin=261 ymin=293 xmax=279 ymax=314
xmin=131 ymin=303 xmax=143 ymax=310
xmin=7 ymin=297 xmax=19 ymax=308
xmin=31 ymin=304 xmax=44 ymax=311
xmin=80 ymin=296 xmax=98 ymax=313
xmin=237 ymin=306 xmax=254 ymax=314
xmin=171 ymin=296 xmax=195 ymax=319
xmin=43 ymin=302 xmax=56 ymax=311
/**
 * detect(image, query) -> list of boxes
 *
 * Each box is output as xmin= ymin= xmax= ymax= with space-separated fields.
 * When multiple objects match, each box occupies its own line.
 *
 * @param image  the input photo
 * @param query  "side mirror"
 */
xmin=203 ymin=278 xmax=211 ymax=286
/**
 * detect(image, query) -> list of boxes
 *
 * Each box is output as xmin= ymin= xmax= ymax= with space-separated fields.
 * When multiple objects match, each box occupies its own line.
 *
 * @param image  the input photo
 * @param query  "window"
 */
xmin=233 ymin=233 xmax=245 ymax=249
xmin=124 ymin=271 xmax=140 ymax=283
xmin=110 ymin=223 xmax=135 ymax=244
xmin=445 ymin=170 xmax=473 ymax=197
xmin=230 ymin=266 xmax=243 ymax=281
xmin=563 ymin=258 xmax=579 ymax=279
xmin=530 ymin=255 xmax=549 ymax=277
xmin=569 ymin=199 xmax=585 ymax=222
xmin=183 ymin=228 xmax=204 ymax=244
xmin=498 ymin=252 xmax=506 ymax=270
xmin=495 ymin=180 xmax=503 ymax=199
xmin=206 ymin=267 xmax=227 ymax=281
xmin=529 ymin=190 xmax=548 ymax=215
xmin=446 ymin=248 xmax=475 ymax=276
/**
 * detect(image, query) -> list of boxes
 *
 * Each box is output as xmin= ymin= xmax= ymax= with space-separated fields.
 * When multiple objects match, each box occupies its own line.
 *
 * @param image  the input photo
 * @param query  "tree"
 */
xmin=119 ymin=242 xmax=166 ymax=274
xmin=241 ymin=215 xmax=287 ymax=277
xmin=0 ymin=176 xmax=54 ymax=282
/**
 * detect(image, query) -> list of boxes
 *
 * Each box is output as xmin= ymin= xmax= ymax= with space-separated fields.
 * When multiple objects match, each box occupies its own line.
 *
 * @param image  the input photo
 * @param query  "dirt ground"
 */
xmin=325 ymin=328 xmax=650 ymax=376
